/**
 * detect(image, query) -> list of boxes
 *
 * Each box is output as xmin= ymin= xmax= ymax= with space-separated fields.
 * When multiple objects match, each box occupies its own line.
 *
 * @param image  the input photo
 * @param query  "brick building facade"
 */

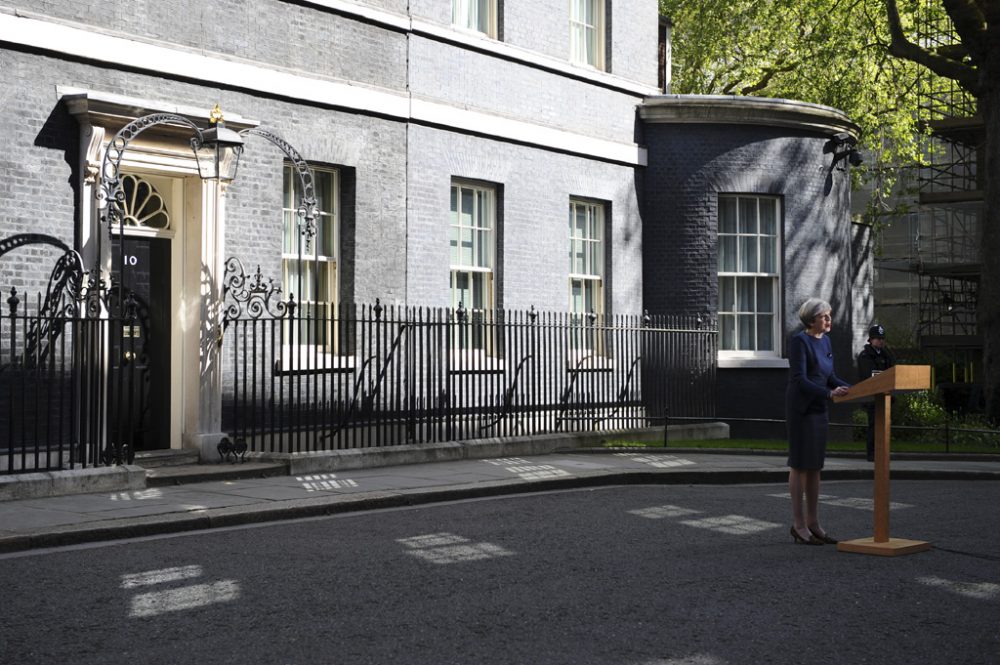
xmin=0 ymin=1 xmax=868 ymax=455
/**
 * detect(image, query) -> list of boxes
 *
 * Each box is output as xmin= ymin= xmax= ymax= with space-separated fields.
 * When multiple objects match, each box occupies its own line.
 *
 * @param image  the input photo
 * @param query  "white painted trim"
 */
xmin=296 ymin=0 xmax=659 ymax=95
xmin=410 ymin=19 xmax=656 ymax=96
xmin=3 ymin=12 xmax=410 ymax=118
xmin=2 ymin=10 xmax=646 ymax=166
xmin=58 ymin=85 xmax=259 ymax=128
xmin=641 ymin=94 xmax=859 ymax=137
xmin=718 ymin=357 xmax=789 ymax=369
xmin=412 ymin=97 xmax=647 ymax=165
xmin=295 ymin=0 xmax=411 ymax=31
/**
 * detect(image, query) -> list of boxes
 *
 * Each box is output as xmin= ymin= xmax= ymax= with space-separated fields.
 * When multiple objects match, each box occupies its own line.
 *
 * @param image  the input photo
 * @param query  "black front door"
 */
xmin=110 ymin=235 xmax=171 ymax=452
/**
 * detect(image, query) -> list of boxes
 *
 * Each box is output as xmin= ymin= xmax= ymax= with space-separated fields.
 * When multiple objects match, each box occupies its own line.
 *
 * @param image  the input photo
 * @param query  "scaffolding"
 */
xmin=872 ymin=2 xmax=982 ymax=398
xmin=876 ymin=5 xmax=980 ymax=338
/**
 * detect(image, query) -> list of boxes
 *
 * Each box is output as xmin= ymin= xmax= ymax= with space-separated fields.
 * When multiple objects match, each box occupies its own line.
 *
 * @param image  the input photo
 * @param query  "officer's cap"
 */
xmin=868 ymin=324 xmax=885 ymax=339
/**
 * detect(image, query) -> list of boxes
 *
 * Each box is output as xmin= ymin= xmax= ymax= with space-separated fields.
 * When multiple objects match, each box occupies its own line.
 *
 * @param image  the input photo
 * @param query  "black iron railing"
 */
xmin=1 ymin=292 xmax=717 ymax=473
xmin=1 ymin=288 xmax=148 ymax=473
xmin=2 ymin=242 xmax=718 ymax=473
xmin=220 ymin=301 xmax=717 ymax=454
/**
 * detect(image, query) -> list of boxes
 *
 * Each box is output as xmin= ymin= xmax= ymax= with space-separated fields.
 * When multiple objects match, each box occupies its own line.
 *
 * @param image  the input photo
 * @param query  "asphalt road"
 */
xmin=1 ymin=480 xmax=998 ymax=665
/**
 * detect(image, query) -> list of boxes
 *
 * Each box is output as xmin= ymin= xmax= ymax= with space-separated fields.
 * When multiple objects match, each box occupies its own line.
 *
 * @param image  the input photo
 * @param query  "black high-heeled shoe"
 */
xmin=808 ymin=527 xmax=838 ymax=544
xmin=791 ymin=526 xmax=823 ymax=545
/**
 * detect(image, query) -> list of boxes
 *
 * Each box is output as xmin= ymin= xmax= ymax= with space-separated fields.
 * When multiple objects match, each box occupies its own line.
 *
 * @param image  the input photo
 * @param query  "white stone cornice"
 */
xmin=0 ymin=9 xmax=411 ymax=118
xmin=0 ymin=9 xmax=645 ymax=166
xmin=296 ymin=0 xmax=660 ymax=96
xmin=641 ymin=94 xmax=860 ymax=138
xmin=410 ymin=97 xmax=647 ymax=166
xmin=58 ymin=86 xmax=260 ymax=131
xmin=408 ymin=18 xmax=659 ymax=97
xmin=291 ymin=0 xmax=411 ymax=31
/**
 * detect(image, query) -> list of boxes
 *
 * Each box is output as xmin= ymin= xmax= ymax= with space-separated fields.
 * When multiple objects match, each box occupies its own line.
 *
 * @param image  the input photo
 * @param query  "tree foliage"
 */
xmin=662 ymin=0 xmax=1000 ymax=422
xmin=660 ymin=0 xmax=930 ymax=211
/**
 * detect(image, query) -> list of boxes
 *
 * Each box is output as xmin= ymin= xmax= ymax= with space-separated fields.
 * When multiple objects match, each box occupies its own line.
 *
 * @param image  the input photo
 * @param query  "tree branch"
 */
xmin=943 ymin=0 xmax=987 ymax=57
xmin=884 ymin=0 xmax=980 ymax=93
xmin=976 ymin=0 xmax=1000 ymax=25
xmin=935 ymin=43 xmax=972 ymax=61
xmin=739 ymin=62 xmax=797 ymax=95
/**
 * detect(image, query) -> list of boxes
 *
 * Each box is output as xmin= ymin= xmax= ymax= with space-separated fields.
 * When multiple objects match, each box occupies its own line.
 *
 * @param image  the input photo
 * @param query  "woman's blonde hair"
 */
xmin=798 ymin=298 xmax=831 ymax=328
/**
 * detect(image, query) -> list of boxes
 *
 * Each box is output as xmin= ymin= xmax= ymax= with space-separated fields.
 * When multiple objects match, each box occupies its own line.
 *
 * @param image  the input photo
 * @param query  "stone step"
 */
xmin=133 ymin=449 xmax=200 ymax=469
xmin=145 ymin=461 xmax=288 ymax=487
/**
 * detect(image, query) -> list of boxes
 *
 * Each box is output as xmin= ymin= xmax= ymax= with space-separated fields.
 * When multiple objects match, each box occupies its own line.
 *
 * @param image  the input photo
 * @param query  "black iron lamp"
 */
xmin=826 ymin=131 xmax=863 ymax=169
xmin=192 ymin=105 xmax=245 ymax=183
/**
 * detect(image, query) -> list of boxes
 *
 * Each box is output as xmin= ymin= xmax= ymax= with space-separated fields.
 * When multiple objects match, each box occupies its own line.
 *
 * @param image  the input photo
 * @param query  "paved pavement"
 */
xmin=1 ymin=448 xmax=998 ymax=554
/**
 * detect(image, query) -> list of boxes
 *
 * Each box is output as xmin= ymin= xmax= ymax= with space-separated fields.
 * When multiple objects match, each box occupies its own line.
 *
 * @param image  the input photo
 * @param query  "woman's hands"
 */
xmin=830 ymin=386 xmax=850 ymax=398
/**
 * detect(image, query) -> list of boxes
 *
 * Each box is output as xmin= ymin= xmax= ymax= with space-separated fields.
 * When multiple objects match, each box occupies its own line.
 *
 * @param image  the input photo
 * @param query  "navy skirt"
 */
xmin=786 ymin=409 xmax=828 ymax=470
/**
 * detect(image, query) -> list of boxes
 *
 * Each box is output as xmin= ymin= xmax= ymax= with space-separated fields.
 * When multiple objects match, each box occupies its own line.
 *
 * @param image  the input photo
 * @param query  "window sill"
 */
xmin=718 ymin=356 xmax=789 ymax=369
xmin=565 ymin=355 xmax=614 ymax=372
xmin=409 ymin=18 xmax=656 ymax=96
xmin=568 ymin=59 xmax=607 ymax=75
xmin=449 ymin=356 xmax=506 ymax=374
xmin=275 ymin=351 xmax=355 ymax=375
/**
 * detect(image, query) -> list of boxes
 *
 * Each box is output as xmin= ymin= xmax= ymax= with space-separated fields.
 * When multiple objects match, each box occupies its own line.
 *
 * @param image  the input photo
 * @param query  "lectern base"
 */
xmin=837 ymin=537 xmax=932 ymax=556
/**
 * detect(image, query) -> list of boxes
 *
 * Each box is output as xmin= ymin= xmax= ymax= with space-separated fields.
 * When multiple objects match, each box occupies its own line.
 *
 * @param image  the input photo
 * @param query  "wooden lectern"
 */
xmin=832 ymin=365 xmax=932 ymax=556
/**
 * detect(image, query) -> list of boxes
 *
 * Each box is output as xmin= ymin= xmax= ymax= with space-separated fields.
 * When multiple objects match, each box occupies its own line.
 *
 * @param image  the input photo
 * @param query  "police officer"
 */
xmin=857 ymin=324 xmax=895 ymax=461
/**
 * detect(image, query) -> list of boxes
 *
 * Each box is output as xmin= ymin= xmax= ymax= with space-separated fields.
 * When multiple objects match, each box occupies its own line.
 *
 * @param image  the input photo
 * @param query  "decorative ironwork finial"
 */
xmin=7 ymin=287 xmax=18 ymax=315
xmin=528 ymin=304 xmax=537 ymax=323
xmin=373 ymin=298 xmax=383 ymax=320
xmin=209 ymin=104 xmax=225 ymax=125
xmin=221 ymin=257 xmax=288 ymax=322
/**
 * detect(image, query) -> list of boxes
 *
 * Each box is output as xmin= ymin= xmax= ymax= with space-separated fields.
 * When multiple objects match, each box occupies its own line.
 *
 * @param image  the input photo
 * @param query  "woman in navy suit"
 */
xmin=786 ymin=298 xmax=850 ymax=545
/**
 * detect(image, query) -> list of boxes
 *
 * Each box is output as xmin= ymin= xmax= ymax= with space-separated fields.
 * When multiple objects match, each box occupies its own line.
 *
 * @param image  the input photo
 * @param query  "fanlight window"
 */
xmin=121 ymin=174 xmax=170 ymax=229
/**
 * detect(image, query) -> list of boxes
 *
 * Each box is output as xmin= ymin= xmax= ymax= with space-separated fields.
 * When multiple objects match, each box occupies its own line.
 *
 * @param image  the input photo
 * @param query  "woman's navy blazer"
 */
xmin=786 ymin=331 xmax=850 ymax=414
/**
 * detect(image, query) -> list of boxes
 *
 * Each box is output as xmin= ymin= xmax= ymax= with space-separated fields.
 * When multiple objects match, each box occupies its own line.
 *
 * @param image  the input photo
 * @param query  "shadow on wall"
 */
xmin=34 ymin=103 xmax=80 ymax=238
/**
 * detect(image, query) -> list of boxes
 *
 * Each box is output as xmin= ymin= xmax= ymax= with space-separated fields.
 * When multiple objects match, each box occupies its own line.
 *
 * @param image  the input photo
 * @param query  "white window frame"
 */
xmin=452 ymin=0 xmax=498 ymax=38
xmin=718 ymin=195 xmax=781 ymax=362
xmin=568 ymin=198 xmax=606 ymax=358
xmin=281 ymin=164 xmax=340 ymax=371
xmin=450 ymin=180 xmax=498 ymax=362
xmin=569 ymin=0 xmax=605 ymax=70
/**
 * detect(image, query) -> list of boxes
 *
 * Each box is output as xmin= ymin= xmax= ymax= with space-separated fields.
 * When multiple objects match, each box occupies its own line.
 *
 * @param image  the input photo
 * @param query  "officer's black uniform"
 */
xmin=857 ymin=325 xmax=895 ymax=461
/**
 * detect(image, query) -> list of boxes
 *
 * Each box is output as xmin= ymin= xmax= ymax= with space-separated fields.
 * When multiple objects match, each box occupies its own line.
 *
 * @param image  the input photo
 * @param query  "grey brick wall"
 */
xmin=609 ymin=0 xmax=660 ymax=84
xmin=496 ymin=0 xmax=658 ymax=85
xmin=851 ymin=221 xmax=874 ymax=359
xmin=501 ymin=0 xmax=573 ymax=64
xmin=12 ymin=1 xmax=658 ymax=92
xmin=406 ymin=124 xmax=643 ymax=314
xmin=408 ymin=0 xmax=451 ymax=26
xmin=643 ymin=122 xmax=860 ymax=422
xmin=408 ymin=36 xmax=644 ymax=145
xmin=1 ymin=1 xmax=653 ymax=313
xmin=0 ymin=2 xmax=870 ymax=442
xmin=6 ymin=0 xmax=408 ymax=91
xmin=0 ymin=48 xmax=412 ymax=306
xmin=0 ymin=50 xmax=79 ymax=299
xmin=644 ymin=123 xmax=855 ymax=332
xmin=219 ymin=101 xmax=408 ymax=307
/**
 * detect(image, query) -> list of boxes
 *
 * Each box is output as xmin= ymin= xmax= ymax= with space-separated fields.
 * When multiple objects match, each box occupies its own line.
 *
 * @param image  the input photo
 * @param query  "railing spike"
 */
xmin=7 ymin=287 xmax=18 ymax=315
